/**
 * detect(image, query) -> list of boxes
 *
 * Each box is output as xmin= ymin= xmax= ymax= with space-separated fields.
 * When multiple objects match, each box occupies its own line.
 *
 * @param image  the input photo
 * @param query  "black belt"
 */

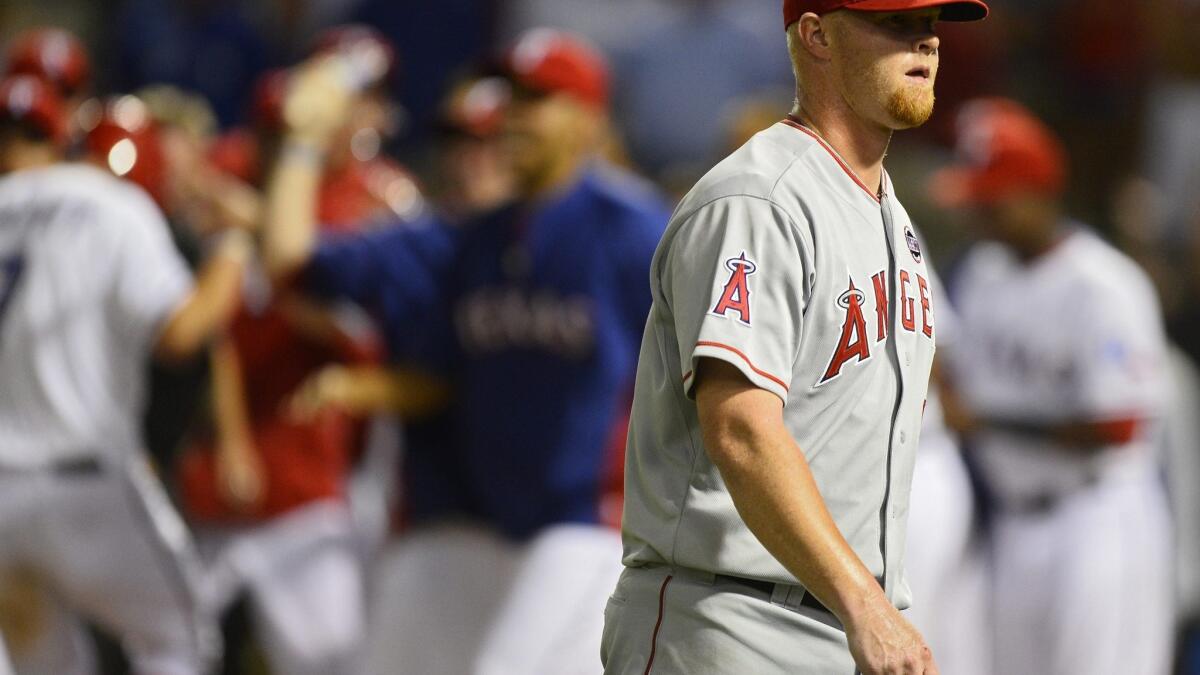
xmin=0 ymin=456 xmax=104 ymax=477
xmin=714 ymin=573 xmax=833 ymax=616
xmin=50 ymin=456 xmax=104 ymax=476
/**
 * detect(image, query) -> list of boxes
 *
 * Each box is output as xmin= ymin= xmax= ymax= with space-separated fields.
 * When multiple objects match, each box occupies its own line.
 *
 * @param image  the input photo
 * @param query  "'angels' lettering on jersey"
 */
xmin=821 ymin=269 xmax=934 ymax=384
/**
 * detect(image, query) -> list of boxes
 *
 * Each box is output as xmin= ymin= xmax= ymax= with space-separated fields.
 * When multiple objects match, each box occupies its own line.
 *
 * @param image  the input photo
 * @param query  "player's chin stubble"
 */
xmin=887 ymin=84 xmax=936 ymax=128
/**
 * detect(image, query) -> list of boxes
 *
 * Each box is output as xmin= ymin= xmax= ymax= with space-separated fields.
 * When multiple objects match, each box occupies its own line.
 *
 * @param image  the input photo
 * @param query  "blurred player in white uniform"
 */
xmin=904 ymin=285 xmax=991 ymax=675
xmin=0 ymin=75 xmax=250 ymax=674
xmin=932 ymin=98 xmax=1174 ymax=675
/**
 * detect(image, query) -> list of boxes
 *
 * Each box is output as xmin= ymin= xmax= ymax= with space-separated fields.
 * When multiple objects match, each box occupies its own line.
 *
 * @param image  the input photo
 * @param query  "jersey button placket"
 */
xmin=879 ymin=190 xmax=908 ymax=602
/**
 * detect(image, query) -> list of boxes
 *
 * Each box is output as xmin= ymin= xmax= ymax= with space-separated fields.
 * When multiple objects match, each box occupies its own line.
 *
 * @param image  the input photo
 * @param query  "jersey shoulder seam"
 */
xmin=768 ymin=152 xmax=808 ymax=200
xmin=673 ymin=192 xmax=808 ymax=240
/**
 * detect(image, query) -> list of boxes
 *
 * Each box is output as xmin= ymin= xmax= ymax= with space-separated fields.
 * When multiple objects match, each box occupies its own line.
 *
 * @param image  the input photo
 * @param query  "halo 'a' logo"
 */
xmin=711 ymin=252 xmax=757 ymax=325
xmin=820 ymin=277 xmax=871 ymax=384
xmin=905 ymin=227 xmax=923 ymax=263
xmin=836 ymin=286 xmax=866 ymax=309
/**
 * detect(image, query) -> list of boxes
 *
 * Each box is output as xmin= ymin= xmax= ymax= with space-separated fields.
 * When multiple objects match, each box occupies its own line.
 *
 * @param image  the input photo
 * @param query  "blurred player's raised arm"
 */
xmin=262 ymin=58 xmax=355 ymax=279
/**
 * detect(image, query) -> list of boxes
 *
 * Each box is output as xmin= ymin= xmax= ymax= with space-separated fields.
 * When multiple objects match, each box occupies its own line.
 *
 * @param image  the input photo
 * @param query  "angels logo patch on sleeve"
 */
xmin=710 ymin=252 xmax=757 ymax=325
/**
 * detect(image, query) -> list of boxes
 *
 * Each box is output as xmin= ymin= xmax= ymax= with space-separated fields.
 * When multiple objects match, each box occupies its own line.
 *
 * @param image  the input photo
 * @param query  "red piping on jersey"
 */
xmin=682 ymin=370 xmax=694 ymax=384
xmin=782 ymin=116 xmax=881 ymax=204
xmin=695 ymin=341 xmax=790 ymax=391
xmin=1090 ymin=416 xmax=1143 ymax=445
xmin=643 ymin=574 xmax=673 ymax=675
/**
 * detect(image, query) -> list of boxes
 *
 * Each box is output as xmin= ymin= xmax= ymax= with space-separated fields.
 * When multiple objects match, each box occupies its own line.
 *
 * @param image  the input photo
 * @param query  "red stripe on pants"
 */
xmin=643 ymin=574 xmax=673 ymax=675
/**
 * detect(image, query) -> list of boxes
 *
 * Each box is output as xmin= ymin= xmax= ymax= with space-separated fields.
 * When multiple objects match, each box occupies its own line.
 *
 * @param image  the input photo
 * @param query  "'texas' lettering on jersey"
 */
xmin=455 ymin=287 xmax=595 ymax=359
xmin=820 ymin=269 xmax=934 ymax=384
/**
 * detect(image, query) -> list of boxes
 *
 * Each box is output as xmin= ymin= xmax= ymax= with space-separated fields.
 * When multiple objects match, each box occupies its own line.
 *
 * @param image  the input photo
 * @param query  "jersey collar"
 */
xmin=782 ymin=116 xmax=884 ymax=205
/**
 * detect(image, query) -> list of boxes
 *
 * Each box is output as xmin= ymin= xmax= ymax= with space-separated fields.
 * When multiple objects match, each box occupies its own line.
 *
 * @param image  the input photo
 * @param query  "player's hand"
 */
xmin=845 ymin=598 xmax=939 ymax=674
xmin=939 ymin=390 xmax=980 ymax=437
xmin=288 ymin=365 xmax=352 ymax=421
xmin=216 ymin=438 xmax=265 ymax=511
xmin=283 ymin=55 xmax=356 ymax=146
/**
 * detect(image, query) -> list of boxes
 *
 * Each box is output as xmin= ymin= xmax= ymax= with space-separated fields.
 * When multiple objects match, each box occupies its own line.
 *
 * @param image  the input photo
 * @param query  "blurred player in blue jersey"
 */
xmin=261 ymin=28 xmax=670 ymax=675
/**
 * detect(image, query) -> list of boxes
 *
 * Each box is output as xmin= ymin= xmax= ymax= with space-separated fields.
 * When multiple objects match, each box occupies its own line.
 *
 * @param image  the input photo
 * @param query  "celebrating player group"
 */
xmin=0 ymin=1 xmax=1184 ymax=674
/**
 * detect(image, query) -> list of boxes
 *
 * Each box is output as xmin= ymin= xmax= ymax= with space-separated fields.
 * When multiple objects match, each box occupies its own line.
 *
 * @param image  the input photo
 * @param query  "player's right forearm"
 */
xmin=154 ymin=230 xmax=252 ymax=363
xmin=712 ymin=414 xmax=889 ymax=626
xmin=698 ymin=364 xmax=937 ymax=674
xmin=261 ymin=139 xmax=324 ymax=280
xmin=695 ymin=362 xmax=889 ymax=627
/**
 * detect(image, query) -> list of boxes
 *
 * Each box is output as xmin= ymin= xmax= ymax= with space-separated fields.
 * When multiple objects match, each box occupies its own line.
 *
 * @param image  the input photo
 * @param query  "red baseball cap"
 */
xmin=503 ymin=29 xmax=609 ymax=110
xmin=928 ymin=98 xmax=1067 ymax=207
xmin=82 ymin=95 xmax=167 ymax=205
xmin=784 ymin=0 xmax=989 ymax=27
xmin=4 ymin=27 xmax=91 ymax=97
xmin=0 ymin=75 xmax=67 ymax=145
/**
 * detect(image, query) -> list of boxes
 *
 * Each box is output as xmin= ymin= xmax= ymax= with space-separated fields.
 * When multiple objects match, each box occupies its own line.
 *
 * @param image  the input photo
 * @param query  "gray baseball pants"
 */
xmin=601 ymin=564 xmax=857 ymax=674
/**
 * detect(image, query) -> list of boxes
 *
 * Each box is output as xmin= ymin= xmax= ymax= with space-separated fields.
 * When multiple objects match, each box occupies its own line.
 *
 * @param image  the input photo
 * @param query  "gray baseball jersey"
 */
xmin=620 ymin=118 xmax=936 ymax=607
xmin=0 ymin=164 xmax=191 ymax=466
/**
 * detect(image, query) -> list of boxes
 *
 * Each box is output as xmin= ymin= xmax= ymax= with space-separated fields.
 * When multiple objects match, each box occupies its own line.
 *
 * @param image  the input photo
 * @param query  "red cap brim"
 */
xmin=785 ymin=0 xmax=988 ymax=27
xmin=847 ymin=0 xmax=988 ymax=21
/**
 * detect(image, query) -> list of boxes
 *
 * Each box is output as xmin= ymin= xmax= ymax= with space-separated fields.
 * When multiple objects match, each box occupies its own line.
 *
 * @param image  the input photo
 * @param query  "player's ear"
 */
xmin=797 ymin=13 xmax=833 ymax=61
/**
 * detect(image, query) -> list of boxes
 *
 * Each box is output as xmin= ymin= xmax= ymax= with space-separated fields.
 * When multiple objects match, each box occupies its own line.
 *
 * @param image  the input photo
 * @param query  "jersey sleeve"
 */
xmin=303 ymin=219 xmax=458 ymax=365
xmin=303 ymin=217 xmax=456 ymax=307
xmin=110 ymin=190 xmax=193 ymax=348
xmin=1067 ymin=280 xmax=1169 ymax=423
xmin=665 ymin=195 xmax=809 ymax=404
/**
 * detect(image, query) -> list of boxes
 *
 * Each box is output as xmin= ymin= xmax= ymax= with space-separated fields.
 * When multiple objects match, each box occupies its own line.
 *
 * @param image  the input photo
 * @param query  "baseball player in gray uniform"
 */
xmin=602 ymin=1 xmax=988 ymax=674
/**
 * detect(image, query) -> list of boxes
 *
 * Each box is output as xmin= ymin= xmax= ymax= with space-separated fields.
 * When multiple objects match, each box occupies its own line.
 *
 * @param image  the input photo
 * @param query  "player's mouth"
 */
xmin=905 ymin=66 xmax=932 ymax=84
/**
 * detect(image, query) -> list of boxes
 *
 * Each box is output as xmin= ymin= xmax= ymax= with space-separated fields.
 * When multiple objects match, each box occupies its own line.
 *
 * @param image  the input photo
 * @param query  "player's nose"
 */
xmin=917 ymin=33 xmax=940 ymax=56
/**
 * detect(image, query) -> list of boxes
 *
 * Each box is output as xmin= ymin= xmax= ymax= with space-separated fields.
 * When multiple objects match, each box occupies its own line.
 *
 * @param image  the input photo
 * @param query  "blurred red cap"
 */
xmin=504 ymin=29 xmax=609 ymax=110
xmin=4 ymin=27 xmax=91 ymax=97
xmin=783 ymin=0 xmax=988 ymax=27
xmin=0 ymin=75 xmax=67 ymax=145
xmin=311 ymin=24 xmax=397 ymax=90
xmin=439 ymin=76 xmax=511 ymax=139
xmin=82 ymin=95 xmax=166 ymax=205
xmin=928 ymin=97 xmax=1067 ymax=208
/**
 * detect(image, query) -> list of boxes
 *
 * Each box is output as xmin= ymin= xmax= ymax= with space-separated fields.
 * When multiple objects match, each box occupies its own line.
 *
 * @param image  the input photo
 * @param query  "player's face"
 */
xmin=503 ymin=89 xmax=592 ymax=191
xmin=438 ymin=135 xmax=515 ymax=215
xmin=827 ymin=9 xmax=941 ymax=130
xmin=975 ymin=191 xmax=1058 ymax=247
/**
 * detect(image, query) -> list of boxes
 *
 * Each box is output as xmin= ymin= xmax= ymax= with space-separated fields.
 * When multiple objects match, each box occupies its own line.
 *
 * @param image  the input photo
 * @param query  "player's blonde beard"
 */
xmin=886 ymin=81 xmax=936 ymax=127
xmin=832 ymin=41 xmax=938 ymax=129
